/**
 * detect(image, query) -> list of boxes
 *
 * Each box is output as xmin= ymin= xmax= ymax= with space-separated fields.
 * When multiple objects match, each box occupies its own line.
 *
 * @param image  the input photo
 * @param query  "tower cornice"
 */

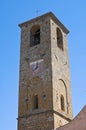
xmin=19 ymin=12 xmax=69 ymax=34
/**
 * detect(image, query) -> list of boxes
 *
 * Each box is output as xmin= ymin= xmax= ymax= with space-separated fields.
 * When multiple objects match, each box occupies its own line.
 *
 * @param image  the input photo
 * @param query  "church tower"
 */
xmin=18 ymin=12 xmax=73 ymax=130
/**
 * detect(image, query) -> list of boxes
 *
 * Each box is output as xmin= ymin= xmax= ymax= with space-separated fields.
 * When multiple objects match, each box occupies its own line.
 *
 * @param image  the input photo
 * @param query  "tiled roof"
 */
xmin=56 ymin=105 xmax=86 ymax=130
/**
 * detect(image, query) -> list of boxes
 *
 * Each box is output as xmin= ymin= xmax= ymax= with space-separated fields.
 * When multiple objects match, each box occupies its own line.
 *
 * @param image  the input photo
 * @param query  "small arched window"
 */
xmin=30 ymin=25 xmax=40 ymax=47
xmin=34 ymin=95 xmax=38 ymax=109
xmin=60 ymin=94 xmax=65 ymax=111
xmin=57 ymin=28 xmax=63 ymax=51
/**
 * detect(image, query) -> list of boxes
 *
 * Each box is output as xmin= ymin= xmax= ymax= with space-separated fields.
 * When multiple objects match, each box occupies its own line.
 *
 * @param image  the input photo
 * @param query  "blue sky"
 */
xmin=0 ymin=0 xmax=86 ymax=130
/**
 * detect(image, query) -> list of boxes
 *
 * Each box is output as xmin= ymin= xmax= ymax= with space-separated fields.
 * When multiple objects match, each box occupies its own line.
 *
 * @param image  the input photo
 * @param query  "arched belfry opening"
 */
xmin=30 ymin=25 xmax=40 ymax=47
xmin=57 ymin=28 xmax=63 ymax=51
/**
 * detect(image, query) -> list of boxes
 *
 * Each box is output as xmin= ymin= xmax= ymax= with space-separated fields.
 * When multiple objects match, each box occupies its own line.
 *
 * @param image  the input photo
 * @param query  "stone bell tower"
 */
xmin=18 ymin=12 xmax=73 ymax=130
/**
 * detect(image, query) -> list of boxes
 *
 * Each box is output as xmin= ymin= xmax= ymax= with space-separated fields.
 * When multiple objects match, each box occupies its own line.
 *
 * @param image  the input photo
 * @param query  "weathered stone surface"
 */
xmin=18 ymin=12 xmax=73 ymax=130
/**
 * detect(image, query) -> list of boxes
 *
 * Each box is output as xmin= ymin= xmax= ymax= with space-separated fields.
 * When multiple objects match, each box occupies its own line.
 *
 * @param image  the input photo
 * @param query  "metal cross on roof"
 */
xmin=35 ymin=9 xmax=40 ymax=17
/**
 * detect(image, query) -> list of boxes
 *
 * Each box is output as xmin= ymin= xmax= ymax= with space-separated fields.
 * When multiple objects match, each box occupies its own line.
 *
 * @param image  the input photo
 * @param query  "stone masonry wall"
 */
xmin=50 ymin=18 xmax=73 ymax=129
xmin=18 ymin=15 xmax=54 ymax=130
xmin=18 ymin=12 xmax=73 ymax=130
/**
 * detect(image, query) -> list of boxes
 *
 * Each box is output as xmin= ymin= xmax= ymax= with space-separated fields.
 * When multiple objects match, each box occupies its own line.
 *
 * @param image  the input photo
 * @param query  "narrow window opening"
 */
xmin=60 ymin=95 xmax=65 ymax=111
xmin=57 ymin=28 xmax=63 ymax=51
xmin=34 ymin=95 xmax=38 ymax=109
xmin=30 ymin=25 xmax=40 ymax=47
